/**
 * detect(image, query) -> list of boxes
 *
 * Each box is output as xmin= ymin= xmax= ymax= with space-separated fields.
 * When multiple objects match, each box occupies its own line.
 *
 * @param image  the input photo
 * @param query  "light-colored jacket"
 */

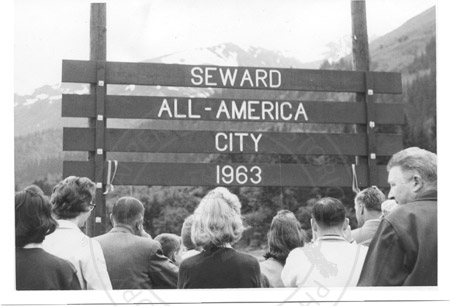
xmin=351 ymin=219 xmax=381 ymax=246
xmin=43 ymin=220 xmax=112 ymax=290
xmin=282 ymin=236 xmax=368 ymax=287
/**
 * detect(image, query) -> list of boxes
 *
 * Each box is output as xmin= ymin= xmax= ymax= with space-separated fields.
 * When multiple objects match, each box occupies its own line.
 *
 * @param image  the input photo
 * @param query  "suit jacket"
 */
xmin=358 ymin=190 xmax=437 ymax=286
xmin=351 ymin=219 xmax=381 ymax=246
xmin=94 ymin=226 xmax=178 ymax=289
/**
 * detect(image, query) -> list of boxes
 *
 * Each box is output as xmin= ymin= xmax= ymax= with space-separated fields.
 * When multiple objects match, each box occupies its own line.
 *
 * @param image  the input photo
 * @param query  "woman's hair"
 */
xmin=181 ymin=215 xmax=196 ymax=250
xmin=264 ymin=210 xmax=304 ymax=264
xmin=191 ymin=187 xmax=244 ymax=247
xmin=50 ymin=176 xmax=96 ymax=219
xmin=15 ymin=185 xmax=58 ymax=247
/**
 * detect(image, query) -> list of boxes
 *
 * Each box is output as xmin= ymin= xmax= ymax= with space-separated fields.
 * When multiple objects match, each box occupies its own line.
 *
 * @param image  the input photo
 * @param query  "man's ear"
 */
xmin=135 ymin=218 xmax=142 ymax=230
xmin=311 ymin=218 xmax=317 ymax=232
xmin=344 ymin=218 xmax=349 ymax=230
xmin=360 ymin=203 xmax=365 ymax=215
xmin=109 ymin=214 xmax=114 ymax=225
xmin=412 ymin=174 xmax=424 ymax=193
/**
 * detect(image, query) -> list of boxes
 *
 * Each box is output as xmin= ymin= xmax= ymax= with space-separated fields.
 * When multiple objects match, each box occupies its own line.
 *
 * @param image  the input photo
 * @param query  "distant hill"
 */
xmin=14 ymin=7 xmax=436 ymax=189
xmin=317 ymin=6 xmax=436 ymax=152
xmin=370 ymin=6 xmax=435 ymax=73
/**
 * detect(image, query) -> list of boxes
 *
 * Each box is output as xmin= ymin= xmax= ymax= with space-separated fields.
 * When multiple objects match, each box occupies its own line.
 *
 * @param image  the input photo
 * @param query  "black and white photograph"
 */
xmin=2 ymin=0 xmax=449 ymax=305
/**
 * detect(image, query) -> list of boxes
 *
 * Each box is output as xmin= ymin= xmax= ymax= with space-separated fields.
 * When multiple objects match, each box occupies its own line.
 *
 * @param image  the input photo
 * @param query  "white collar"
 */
xmin=57 ymin=219 xmax=82 ymax=231
xmin=23 ymin=243 xmax=43 ymax=249
xmin=315 ymin=235 xmax=347 ymax=242
xmin=365 ymin=218 xmax=381 ymax=223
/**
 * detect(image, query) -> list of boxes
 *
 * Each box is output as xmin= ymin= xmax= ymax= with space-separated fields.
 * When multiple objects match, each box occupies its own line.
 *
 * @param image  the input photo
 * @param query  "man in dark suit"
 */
xmin=351 ymin=186 xmax=385 ymax=246
xmin=358 ymin=147 xmax=437 ymax=286
xmin=94 ymin=197 xmax=178 ymax=289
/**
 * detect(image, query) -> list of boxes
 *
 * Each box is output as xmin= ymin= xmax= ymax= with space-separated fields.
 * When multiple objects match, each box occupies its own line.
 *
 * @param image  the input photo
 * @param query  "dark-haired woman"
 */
xmin=15 ymin=185 xmax=81 ymax=290
xmin=43 ymin=176 xmax=112 ymax=290
xmin=260 ymin=210 xmax=305 ymax=287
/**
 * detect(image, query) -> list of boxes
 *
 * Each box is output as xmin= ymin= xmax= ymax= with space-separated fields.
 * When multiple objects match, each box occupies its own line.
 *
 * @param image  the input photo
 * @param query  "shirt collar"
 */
xmin=23 ymin=243 xmax=43 ymax=249
xmin=110 ymin=225 xmax=135 ymax=234
xmin=57 ymin=219 xmax=82 ymax=231
xmin=364 ymin=219 xmax=381 ymax=224
xmin=415 ymin=189 xmax=437 ymax=201
xmin=315 ymin=235 xmax=347 ymax=242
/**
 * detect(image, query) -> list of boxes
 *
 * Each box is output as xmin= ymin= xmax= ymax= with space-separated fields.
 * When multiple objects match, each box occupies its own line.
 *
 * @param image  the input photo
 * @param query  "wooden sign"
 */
xmin=62 ymin=59 xmax=402 ymax=93
xmin=63 ymin=160 xmax=390 ymax=187
xmin=60 ymin=3 xmax=404 ymax=238
xmin=62 ymin=94 xmax=404 ymax=124
xmin=63 ymin=127 xmax=402 ymax=156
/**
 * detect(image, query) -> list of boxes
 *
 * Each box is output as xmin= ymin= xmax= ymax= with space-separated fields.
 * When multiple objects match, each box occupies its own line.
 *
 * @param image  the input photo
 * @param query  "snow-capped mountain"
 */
xmin=14 ymin=43 xmax=319 ymax=137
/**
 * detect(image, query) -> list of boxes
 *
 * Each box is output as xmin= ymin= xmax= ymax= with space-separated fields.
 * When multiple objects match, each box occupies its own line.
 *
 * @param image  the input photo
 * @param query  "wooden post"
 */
xmin=351 ymin=0 xmax=370 ymax=74
xmin=87 ymin=3 xmax=107 ymax=237
xmin=351 ymin=0 xmax=371 ymax=186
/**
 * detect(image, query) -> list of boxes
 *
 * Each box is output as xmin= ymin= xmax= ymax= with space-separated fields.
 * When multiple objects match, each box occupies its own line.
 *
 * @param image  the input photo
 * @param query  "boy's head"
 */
xmin=154 ymin=233 xmax=183 ymax=265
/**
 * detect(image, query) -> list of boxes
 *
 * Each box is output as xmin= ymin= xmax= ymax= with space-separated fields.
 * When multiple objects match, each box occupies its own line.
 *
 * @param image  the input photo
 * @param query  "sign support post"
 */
xmin=87 ymin=3 xmax=107 ymax=237
xmin=351 ymin=0 xmax=372 ymax=187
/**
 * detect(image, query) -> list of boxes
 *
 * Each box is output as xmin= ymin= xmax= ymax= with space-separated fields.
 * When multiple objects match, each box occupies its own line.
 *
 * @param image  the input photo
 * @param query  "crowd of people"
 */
xmin=15 ymin=147 xmax=437 ymax=290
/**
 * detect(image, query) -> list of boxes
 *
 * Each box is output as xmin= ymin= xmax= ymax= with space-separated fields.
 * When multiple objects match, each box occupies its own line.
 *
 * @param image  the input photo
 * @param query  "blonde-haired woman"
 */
xmin=177 ymin=187 xmax=261 ymax=288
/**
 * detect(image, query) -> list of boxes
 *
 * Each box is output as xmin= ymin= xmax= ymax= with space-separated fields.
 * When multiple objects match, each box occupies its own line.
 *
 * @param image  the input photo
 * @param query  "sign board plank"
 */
xmin=62 ymin=94 xmax=405 ymax=125
xmin=63 ymin=127 xmax=403 ymax=156
xmin=62 ymin=60 xmax=402 ymax=94
xmin=63 ymin=160 xmax=389 ymax=187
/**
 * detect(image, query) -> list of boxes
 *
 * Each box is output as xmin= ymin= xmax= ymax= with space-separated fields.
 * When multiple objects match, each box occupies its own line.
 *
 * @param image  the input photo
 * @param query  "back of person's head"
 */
xmin=355 ymin=186 xmax=385 ymax=212
xmin=16 ymin=186 xmax=58 ymax=247
xmin=51 ymin=176 xmax=96 ymax=219
xmin=154 ymin=233 xmax=182 ymax=262
xmin=111 ymin=197 xmax=144 ymax=225
xmin=311 ymin=197 xmax=346 ymax=229
xmin=203 ymin=187 xmax=241 ymax=214
xmin=265 ymin=210 xmax=304 ymax=264
xmin=181 ymin=215 xmax=196 ymax=250
xmin=24 ymin=184 xmax=45 ymax=195
xmin=387 ymin=147 xmax=437 ymax=189
xmin=381 ymin=199 xmax=398 ymax=217
xmin=191 ymin=187 xmax=243 ymax=247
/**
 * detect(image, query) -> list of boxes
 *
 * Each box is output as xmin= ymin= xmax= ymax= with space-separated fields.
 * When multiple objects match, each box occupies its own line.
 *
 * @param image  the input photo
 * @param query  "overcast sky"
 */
xmin=13 ymin=0 xmax=437 ymax=95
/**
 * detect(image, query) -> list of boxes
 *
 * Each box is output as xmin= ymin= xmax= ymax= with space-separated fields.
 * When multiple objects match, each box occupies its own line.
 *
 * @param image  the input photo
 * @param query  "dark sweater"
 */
xmin=16 ymin=248 xmax=81 ymax=290
xmin=178 ymin=246 xmax=261 ymax=289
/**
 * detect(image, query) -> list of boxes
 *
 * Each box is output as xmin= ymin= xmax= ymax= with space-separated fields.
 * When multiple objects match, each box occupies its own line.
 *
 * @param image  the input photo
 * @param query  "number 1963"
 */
xmin=216 ymin=165 xmax=262 ymax=185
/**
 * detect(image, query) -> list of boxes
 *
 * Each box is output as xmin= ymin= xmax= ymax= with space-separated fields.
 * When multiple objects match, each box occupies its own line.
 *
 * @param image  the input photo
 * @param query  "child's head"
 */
xmin=154 ymin=233 xmax=183 ymax=265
